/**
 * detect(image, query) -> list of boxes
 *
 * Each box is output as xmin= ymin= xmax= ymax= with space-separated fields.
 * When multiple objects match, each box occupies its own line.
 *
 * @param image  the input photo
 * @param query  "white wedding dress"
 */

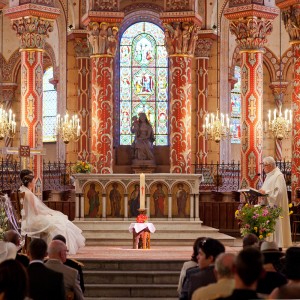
xmin=19 ymin=185 xmax=85 ymax=254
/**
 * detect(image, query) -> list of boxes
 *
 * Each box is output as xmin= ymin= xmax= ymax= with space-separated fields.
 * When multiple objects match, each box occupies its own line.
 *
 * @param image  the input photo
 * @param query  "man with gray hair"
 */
xmin=45 ymin=240 xmax=84 ymax=300
xmin=191 ymin=253 xmax=236 ymax=300
xmin=258 ymin=156 xmax=292 ymax=248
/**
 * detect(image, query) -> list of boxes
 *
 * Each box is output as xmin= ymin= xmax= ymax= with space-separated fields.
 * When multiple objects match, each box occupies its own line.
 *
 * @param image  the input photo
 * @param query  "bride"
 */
xmin=19 ymin=175 xmax=85 ymax=254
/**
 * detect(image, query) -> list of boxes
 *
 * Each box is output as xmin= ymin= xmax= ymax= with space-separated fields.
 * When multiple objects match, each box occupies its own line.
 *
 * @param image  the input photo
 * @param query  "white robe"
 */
xmin=261 ymin=167 xmax=292 ymax=248
xmin=19 ymin=185 xmax=85 ymax=254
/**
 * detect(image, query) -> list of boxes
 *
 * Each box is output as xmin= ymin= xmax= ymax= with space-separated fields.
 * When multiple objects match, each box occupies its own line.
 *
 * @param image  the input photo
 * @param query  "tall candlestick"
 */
xmin=140 ymin=173 xmax=145 ymax=209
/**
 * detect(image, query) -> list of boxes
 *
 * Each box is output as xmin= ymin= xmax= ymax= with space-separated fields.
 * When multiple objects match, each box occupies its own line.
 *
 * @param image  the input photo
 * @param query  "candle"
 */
xmin=139 ymin=173 xmax=145 ymax=209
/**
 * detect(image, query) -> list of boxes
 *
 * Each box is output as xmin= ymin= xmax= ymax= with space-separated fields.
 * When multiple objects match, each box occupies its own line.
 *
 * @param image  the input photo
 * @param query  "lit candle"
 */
xmin=139 ymin=173 xmax=145 ymax=209
xmin=274 ymin=109 xmax=276 ymax=119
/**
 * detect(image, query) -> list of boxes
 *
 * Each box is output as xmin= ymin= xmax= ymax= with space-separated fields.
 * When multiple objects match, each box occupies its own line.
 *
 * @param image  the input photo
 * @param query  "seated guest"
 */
xmin=242 ymin=233 xmax=259 ymax=249
xmin=192 ymin=252 xmax=236 ymax=300
xmin=3 ymin=230 xmax=30 ymax=267
xmin=27 ymin=238 xmax=65 ymax=300
xmin=0 ymin=240 xmax=18 ymax=263
xmin=45 ymin=240 xmax=84 ymax=300
xmin=177 ymin=237 xmax=206 ymax=296
xmin=216 ymin=247 xmax=264 ymax=300
xmin=0 ymin=259 xmax=29 ymax=300
xmin=52 ymin=234 xmax=85 ymax=293
xmin=256 ymin=241 xmax=287 ymax=297
xmin=269 ymin=247 xmax=300 ymax=299
xmin=186 ymin=238 xmax=225 ymax=300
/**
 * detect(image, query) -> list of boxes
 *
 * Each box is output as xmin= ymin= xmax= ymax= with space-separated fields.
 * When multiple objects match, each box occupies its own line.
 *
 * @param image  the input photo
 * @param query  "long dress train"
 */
xmin=19 ymin=185 xmax=85 ymax=254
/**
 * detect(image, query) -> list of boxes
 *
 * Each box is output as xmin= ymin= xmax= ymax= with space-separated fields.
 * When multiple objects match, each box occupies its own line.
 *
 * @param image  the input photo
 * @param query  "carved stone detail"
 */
xmin=165 ymin=0 xmax=192 ymax=12
xmin=87 ymin=22 xmax=119 ymax=56
xmin=229 ymin=17 xmax=273 ymax=50
xmin=195 ymin=38 xmax=213 ymax=57
xmin=90 ymin=0 xmax=119 ymax=12
xmin=12 ymin=16 xmax=54 ymax=49
xmin=282 ymin=6 xmax=300 ymax=42
xmin=163 ymin=22 xmax=201 ymax=55
xmin=19 ymin=0 xmax=55 ymax=7
xmin=74 ymin=38 xmax=90 ymax=57
xmin=229 ymin=0 xmax=263 ymax=7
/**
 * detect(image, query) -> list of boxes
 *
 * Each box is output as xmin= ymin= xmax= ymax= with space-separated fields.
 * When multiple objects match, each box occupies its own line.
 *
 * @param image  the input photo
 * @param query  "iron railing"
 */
xmin=0 ymin=159 xmax=292 ymax=193
xmin=195 ymin=160 xmax=292 ymax=192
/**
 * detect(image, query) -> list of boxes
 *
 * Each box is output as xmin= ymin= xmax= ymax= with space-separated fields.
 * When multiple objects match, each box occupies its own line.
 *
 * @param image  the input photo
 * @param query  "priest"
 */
xmin=259 ymin=156 xmax=292 ymax=248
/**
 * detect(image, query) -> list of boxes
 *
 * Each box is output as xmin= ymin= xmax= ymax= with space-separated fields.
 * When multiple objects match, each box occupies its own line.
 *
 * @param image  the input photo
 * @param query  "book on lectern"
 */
xmin=238 ymin=188 xmax=268 ymax=197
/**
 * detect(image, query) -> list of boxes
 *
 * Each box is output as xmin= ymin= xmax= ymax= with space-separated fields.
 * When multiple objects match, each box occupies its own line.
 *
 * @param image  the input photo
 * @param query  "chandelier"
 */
xmin=267 ymin=106 xmax=292 ymax=140
xmin=204 ymin=111 xmax=230 ymax=143
xmin=203 ymin=0 xmax=231 ymax=143
xmin=56 ymin=112 xmax=80 ymax=144
xmin=266 ymin=11 xmax=292 ymax=141
xmin=0 ymin=107 xmax=16 ymax=140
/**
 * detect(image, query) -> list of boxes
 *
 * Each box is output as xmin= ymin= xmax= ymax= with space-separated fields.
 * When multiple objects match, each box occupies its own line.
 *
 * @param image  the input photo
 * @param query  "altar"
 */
xmin=73 ymin=173 xmax=202 ymax=221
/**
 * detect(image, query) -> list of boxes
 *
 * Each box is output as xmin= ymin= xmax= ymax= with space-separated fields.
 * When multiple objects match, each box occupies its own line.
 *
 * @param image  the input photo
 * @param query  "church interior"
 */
xmin=0 ymin=0 xmax=300 ymax=299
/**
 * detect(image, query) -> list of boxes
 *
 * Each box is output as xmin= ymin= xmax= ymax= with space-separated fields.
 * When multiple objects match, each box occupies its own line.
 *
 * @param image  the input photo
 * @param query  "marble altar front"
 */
xmin=73 ymin=173 xmax=203 ymax=221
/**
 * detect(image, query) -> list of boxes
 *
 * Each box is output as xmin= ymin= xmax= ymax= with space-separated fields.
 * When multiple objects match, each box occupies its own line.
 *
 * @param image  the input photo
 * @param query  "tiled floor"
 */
xmin=69 ymin=239 xmax=243 ymax=261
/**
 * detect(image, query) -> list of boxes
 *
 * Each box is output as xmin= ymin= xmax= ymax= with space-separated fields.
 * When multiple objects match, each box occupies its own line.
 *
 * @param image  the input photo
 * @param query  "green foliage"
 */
xmin=0 ymin=207 xmax=8 ymax=240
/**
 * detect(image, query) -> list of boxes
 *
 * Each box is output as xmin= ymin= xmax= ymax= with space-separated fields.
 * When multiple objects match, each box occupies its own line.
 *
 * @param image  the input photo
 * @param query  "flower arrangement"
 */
xmin=73 ymin=161 xmax=92 ymax=173
xmin=136 ymin=214 xmax=148 ymax=223
xmin=235 ymin=204 xmax=282 ymax=240
xmin=0 ymin=206 xmax=8 ymax=240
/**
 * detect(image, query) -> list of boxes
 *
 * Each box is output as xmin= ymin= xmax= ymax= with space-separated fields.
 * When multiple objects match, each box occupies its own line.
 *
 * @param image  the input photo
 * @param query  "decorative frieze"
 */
xmin=195 ymin=37 xmax=214 ymax=58
xmin=164 ymin=0 xmax=195 ymax=12
xmin=229 ymin=0 xmax=264 ymax=7
xmin=19 ymin=0 xmax=55 ymax=7
xmin=89 ymin=0 xmax=119 ymax=12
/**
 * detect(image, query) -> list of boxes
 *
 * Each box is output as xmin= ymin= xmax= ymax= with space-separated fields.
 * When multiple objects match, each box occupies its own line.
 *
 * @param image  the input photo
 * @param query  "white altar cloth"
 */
xmin=128 ymin=223 xmax=156 ymax=234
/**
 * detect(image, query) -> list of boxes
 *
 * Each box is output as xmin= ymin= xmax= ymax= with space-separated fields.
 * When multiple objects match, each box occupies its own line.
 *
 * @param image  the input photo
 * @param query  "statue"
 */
xmin=131 ymin=112 xmax=155 ymax=161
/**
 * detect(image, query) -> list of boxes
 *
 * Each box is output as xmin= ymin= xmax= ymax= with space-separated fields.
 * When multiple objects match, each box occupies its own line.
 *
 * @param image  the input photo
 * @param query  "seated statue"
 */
xmin=131 ymin=112 xmax=155 ymax=161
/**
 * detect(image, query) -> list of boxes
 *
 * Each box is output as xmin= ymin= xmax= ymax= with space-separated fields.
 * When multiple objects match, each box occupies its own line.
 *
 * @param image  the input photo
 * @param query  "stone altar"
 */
xmin=73 ymin=173 xmax=203 ymax=221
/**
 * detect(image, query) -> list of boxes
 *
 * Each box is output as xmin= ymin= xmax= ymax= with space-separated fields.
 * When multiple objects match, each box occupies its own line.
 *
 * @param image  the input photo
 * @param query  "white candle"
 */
xmin=139 ymin=173 xmax=145 ymax=209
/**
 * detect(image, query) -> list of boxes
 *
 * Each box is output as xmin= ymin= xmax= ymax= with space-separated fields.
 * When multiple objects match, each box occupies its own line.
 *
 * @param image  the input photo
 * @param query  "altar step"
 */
xmin=82 ymin=259 xmax=183 ymax=299
xmin=73 ymin=220 xmax=235 ymax=246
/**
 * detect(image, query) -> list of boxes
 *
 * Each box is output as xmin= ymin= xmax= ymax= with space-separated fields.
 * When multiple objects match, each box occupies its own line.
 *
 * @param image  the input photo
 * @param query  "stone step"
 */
xmin=74 ymin=220 xmax=235 ymax=246
xmin=80 ymin=260 xmax=185 ymax=271
xmin=84 ymin=284 xmax=178 ymax=298
xmin=84 ymin=270 xmax=179 ymax=285
xmin=85 ymin=298 xmax=177 ymax=300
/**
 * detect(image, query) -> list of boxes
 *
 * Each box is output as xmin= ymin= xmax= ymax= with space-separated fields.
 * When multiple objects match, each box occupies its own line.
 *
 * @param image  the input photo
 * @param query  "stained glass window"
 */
xmin=120 ymin=22 xmax=169 ymax=145
xmin=43 ymin=67 xmax=57 ymax=142
xmin=231 ymin=66 xmax=241 ymax=144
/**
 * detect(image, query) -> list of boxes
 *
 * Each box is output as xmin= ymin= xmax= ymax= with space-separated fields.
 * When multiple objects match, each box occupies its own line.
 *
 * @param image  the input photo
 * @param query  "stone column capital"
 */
xmin=269 ymin=81 xmax=289 ymax=102
xmin=68 ymin=30 xmax=91 ymax=58
xmin=10 ymin=16 xmax=55 ymax=49
xmin=86 ymin=21 xmax=121 ymax=56
xmin=224 ymin=4 xmax=278 ymax=51
xmin=194 ymin=32 xmax=216 ymax=58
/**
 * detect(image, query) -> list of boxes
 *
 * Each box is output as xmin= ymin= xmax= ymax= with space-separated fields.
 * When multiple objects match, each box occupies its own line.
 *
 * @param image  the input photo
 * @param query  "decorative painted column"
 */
xmin=83 ymin=12 xmax=123 ymax=174
xmin=5 ymin=4 xmax=60 ymax=194
xmin=276 ymin=0 xmax=300 ymax=202
xmin=269 ymin=81 xmax=289 ymax=161
xmin=194 ymin=33 xmax=215 ymax=164
xmin=225 ymin=3 xmax=278 ymax=188
xmin=69 ymin=31 xmax=90 ymax=161
xmin=160 ymin=11 xmax=202 ymax=173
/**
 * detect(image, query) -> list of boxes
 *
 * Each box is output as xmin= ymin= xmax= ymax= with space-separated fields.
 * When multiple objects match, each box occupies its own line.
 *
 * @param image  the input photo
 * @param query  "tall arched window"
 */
xmin=230 ymin=66 xmax=241 ymax=144
xmin=43 ymin=67 xmax=57 ymax=142
xmin=119 ymin=22 xmax=169 ymax=145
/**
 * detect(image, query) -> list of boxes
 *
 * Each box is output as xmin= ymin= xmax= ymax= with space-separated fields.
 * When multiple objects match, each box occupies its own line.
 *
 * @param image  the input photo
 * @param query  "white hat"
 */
xmin=0 ymin=241 xmax=18 ymax=263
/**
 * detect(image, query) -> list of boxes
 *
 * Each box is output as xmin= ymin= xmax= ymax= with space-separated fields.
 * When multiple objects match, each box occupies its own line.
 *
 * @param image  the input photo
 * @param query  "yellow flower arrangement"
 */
xmin=73 ymin=161 xmax=92 ymax=173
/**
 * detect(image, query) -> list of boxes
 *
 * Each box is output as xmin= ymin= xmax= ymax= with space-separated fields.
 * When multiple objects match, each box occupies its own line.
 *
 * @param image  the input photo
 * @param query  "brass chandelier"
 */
xmin=56 ymin=112 xmax=80 ymax=144
xmin=0 ymin=107 xmax=16 ymax=140
xmin=203 ymin=0 xmax=231 ymax=143
xmin=267 ymin=11 xmax=292 ymax=141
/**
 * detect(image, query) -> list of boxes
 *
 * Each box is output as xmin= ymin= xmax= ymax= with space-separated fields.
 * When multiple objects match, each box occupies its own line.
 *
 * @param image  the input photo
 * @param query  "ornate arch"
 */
xmin=264 ymin=47 xmax=279 ymax=82
xmin=282 ymin=47 xmax=293 ymax=81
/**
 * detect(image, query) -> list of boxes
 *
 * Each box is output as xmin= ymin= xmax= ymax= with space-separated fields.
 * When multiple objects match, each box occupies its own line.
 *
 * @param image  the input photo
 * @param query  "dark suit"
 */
xmin=28 ymin=261 xmax=65 ymax=300
xmin=188 ymin=265 xmax=216 ymax=300
xmin=16 ymin=253 xmax=30 ymax=268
